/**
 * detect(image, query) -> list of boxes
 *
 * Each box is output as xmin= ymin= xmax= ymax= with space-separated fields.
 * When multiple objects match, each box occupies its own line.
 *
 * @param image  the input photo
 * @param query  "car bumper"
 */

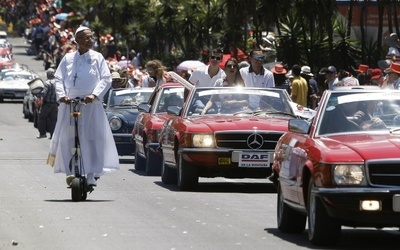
xmin=314 ymin=187 xmax=400 ymax=227
xmin=179 ymin=148 xmax=273 ymax=178
xmin=0 ymin=90 xmax=27 ymax=99
xmin=113 ymin=133 xmax=135 ymax=156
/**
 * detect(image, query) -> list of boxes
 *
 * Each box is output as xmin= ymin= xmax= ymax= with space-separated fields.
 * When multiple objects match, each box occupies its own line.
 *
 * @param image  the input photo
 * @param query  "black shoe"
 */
xmin=37 ymin=134 xmax=46 ymax=139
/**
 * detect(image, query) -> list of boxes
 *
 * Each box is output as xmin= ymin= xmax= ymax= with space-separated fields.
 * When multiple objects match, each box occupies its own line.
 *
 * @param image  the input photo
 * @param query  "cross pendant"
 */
xmin=73 ymin=73 xmax=77 ymax=86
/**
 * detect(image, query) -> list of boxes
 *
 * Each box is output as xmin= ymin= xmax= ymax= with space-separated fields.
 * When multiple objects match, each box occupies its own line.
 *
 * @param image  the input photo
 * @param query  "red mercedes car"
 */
xmin=271 ymin=86 xmax=400 ymax=246
xmin=132 ymin=72 xmax=193 ymax=176
xmin=159 ymin=86 xmax=303 ymax=191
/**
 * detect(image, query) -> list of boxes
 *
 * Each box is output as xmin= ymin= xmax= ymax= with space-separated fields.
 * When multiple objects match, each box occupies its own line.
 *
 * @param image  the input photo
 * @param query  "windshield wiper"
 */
xmin=253 ymin=109 xmax=297 ymax=118
xmin=390 ymin=127 xmax=400 ymax=133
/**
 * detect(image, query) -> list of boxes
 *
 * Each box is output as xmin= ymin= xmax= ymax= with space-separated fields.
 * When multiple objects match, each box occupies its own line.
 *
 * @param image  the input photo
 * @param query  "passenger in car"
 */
xmin=319 ymin=104 xmax=360 ymax=134
xmin=201 ymin=58 xmax=246 ymax=114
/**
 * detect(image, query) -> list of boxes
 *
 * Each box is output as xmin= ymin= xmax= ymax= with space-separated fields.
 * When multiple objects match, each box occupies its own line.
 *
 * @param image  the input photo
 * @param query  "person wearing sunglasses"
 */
xmin=189 ymin=48 xmax=225 ymax=87
xmin=239 ymin=49 xmax=275 ymax=108
xmin=201 ymin=58 xmax=246 ymax=114
xmin=189 ymin=48 xmax=226 ymax=111
xmin=141 ymin=59 xmax=167 ymax=88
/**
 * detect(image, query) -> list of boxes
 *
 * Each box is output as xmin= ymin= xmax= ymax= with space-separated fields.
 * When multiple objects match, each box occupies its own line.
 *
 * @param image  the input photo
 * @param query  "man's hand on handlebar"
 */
xmin=83 ymin=94 xmax=97 ymax=104
xmin=60 ymin=94 xmax=97 ymax=104
xmin=60 ymin=96 xmax=71 ymax=104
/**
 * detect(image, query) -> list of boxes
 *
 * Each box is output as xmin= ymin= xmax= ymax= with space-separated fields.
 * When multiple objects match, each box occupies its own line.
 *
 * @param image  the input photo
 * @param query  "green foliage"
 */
xmin=62 ymin=0 xmax=390 ymax=71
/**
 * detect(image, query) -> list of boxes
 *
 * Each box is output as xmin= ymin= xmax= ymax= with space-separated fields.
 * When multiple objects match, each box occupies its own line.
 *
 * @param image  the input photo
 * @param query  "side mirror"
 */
xmin=289 ymin=119 xmax=310 ymax=134
xmin=138 ymin=103 xmax=151 ymax=113
xmin=166 ymin=106 xmax=181 ymax=116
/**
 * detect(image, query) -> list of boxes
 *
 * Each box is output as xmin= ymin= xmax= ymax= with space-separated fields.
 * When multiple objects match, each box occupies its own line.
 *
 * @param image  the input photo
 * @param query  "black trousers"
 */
xmin=38 ymin=103 xmax=58 ymax=136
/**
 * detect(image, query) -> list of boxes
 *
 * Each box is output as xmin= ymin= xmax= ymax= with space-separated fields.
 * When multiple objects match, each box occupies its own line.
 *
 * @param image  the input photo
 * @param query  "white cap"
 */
xmin=75 ymin=26 xmax=90 ymax=36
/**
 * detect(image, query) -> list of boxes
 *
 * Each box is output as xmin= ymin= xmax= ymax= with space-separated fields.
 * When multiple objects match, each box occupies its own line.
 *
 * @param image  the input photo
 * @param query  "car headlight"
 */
xmin=109 ymin=117 xmax=122 ymax=131
xmin=333 ymin=165 xmax=366 ymax=185
xmin=192 ymin=134 xmax=215 ymax=147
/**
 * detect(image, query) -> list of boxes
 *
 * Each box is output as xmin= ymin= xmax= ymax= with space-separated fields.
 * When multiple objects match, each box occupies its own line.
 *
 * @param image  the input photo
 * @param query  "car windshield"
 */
xmin=317 ymin=91 xmax=400 ymax=135
xmin=109 ymin=89 xmax=153 ymax=107
xmin=1 ymin=72 xmax=33 ymax=80
xmin=185 ymin=87 xmax=293 ymax=117
xmin=155 ymin=87 xmax=185 ymax=113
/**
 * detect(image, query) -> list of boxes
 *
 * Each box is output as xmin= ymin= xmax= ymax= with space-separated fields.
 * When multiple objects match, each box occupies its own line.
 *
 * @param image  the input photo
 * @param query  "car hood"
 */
xmin=186 ymin=115 xmax=290 ymax=132
xmin=106 ymin=108 xmax=140 ymax=121
xmin=319 ymin=133 xmax=400 ymax=160
xmin=1 ymin=79 xmax=30 ymax=90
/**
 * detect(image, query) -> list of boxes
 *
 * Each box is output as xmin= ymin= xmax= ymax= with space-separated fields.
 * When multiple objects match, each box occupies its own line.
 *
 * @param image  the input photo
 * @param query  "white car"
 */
xmin=0 ymin=70 xmax=37 ymax=102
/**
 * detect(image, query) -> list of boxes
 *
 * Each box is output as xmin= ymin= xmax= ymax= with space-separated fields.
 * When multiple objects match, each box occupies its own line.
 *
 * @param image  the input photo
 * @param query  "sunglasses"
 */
xmin=210 ymin=55 xmax=222 ymax=60
xmin=226 ymin=64 xmax=237 ymax=69
xmin=253 ymin=55 xmax=266 ymax=60
xmin=112 ymin=78 xmax=121 ymax=82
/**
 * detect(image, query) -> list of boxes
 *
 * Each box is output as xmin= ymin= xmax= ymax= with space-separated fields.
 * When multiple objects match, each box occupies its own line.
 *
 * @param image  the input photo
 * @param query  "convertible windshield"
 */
xmin=186 ymin=87 xmax=292 ymax=116
xmin=318 ymin=91 xmax=400 ymax=135
xmin=109 ymin=89 xmax=153 ymax=107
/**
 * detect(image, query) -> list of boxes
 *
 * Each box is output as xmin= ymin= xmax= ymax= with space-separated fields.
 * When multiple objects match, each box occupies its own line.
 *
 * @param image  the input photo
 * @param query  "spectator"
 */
xmin=384 ymin=33 xmax=400 ymax=62
xmin=240 ymin=49 xmax=275 ymax=108
xmin=271 ymin=63 xmax=290 ymax=94
xmin=337 ymin=69 xmax=359 ymax=87
xmin=259 ymin=34 xmax=276 ymax=63
xmin=325 ymin=66 xmax=339 ymax=89
xmin=141 ymin=60 xmax=167 ymax=87
xmin=370 ymin=68 xmax=385 ymax=87
xmin=384 ymin=62 xmax=400 ymax=89
xmin=301 ymin=65 xmax=318 ymax=109
xmin=356 ymin=64 xmax=371 ymax=85
xmin=229 ymin=43 xmax=247 ymax=62
xmin=129 ymin=50 xmax=141 ymax=69
xmin=290 ymin=64 xmax=308 ymax=107
xmin=37 ymin=68 xmax=58 ymax=139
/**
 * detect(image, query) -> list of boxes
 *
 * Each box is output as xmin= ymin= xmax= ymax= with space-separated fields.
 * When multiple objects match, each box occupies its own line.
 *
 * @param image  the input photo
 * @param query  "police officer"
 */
xmin=37 ymin=68 xmax=58 ymax=139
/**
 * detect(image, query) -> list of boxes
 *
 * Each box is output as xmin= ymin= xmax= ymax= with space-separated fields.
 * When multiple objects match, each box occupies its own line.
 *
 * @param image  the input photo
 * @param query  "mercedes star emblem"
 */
xmin=247 ymin=133 xmax=264 ymax=149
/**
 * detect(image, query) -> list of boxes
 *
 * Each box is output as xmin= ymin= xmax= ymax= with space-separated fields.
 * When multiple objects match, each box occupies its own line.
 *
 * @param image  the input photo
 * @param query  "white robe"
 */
xmin=47 ymin=49 xmax=119 ymax=176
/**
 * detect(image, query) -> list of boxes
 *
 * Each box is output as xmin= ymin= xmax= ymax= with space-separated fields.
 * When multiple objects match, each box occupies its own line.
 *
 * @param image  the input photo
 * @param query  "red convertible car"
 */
xmin=132 ymin=72 xmax=193 ymax=176
xmin=159 ymin=86 xmax=302 ymax=191
xmin=271 ymin=86 xmax=400 ymax=246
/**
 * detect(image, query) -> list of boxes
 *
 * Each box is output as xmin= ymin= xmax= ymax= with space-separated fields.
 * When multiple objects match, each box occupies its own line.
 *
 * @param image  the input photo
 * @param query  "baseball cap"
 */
xmin=370 ymin=68 xmax=383 ymax=80
xmin=326 ymin=66 xmax=337 ymax=74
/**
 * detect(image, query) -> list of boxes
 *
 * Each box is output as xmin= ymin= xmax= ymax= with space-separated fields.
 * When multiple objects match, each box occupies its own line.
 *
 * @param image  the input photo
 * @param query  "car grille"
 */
xmin=214 ymin=131 xmax=283 ymax=150
xmin=367 ymin=162 xmax=400 ymax=186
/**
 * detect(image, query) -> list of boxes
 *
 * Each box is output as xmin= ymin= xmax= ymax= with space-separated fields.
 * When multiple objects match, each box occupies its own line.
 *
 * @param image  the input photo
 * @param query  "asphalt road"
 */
xmin=0 ymin=37 xmax=399 ymax=250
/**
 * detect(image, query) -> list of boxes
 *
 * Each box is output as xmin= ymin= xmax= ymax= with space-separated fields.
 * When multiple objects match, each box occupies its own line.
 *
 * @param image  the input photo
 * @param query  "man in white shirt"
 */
xmin=239 ymin=49 xmax=275 ymax=108
xmin=189 ymin=48 xmax=225 ymax=110
xmin=189 ymin=48 xmax=225 ymax=87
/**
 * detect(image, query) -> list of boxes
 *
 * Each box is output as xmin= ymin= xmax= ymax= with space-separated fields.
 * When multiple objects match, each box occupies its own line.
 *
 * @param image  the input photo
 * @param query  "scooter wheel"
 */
xmin=81 ymin=179 xmax=88 ymax=201
xmin=71 ymin=178 xmax=84 ymax=201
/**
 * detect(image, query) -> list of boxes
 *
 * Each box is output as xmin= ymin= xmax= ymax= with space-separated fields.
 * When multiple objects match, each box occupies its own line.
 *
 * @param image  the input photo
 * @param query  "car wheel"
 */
xmin=277 ymin=183 xmax=306 ymax=233
xmin=0 ymin=97 xmax=3 ymax=103
xmin=145 ymin=149 xmax=162 ymax=176
xmin=134 ymin=145 xmax=146 ymax=171
xmin=307 ymin=178 xmax=341 ymax=246
xmin=177 ymin=154 xmax=198 ymax=191
xmin=161 ymin=156 xmax=177 ymax=184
